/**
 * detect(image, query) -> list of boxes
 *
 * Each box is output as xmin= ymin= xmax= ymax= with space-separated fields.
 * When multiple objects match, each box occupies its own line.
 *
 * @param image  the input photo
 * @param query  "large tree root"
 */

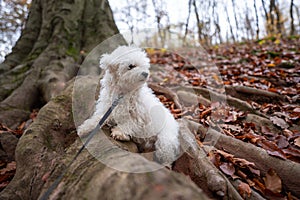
xmin=184 ymin=119 xmax=300 ymax=196
xmin=175 ymin=119 xmax=244 ymax=199
xmin=225 ymin=85 xmax=285 ymax=103
xmin=0 ymin=77 xmax=209 ymax=200
xmin=174 ymin=86 xmax=268 ymax=118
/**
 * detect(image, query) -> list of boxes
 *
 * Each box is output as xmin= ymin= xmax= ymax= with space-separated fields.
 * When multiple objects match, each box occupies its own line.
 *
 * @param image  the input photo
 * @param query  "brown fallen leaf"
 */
xmin=294 ymin=137 xmax=300 ymax=148
xmin=0 ymin=162 xmax=16 ymax=175
xmin=276 ymin=135 xmax=289 ymax=149
xmin=238 ymin=182 xmax=251 ymax=198
xmin=264 ymin=168 xmax=282 ymax=194
xmin=219 ymin=162 xmax=235 ymax=176
xmin=270 ymin=116 xmax=289 ymax=129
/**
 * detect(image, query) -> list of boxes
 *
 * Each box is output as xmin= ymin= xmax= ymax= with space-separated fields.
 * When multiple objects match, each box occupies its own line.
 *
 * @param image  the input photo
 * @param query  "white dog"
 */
xmin=78 ymin=46 xmax=180 ymax=165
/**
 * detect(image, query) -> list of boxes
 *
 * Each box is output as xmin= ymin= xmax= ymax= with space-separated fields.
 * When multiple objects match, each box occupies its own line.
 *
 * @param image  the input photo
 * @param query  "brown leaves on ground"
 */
xmin=147 ymin=36 xmax=299 ymax=199
xmin=0 ymin=161 xmax=16 ymax=191
xmin=208 ymin=149 xmax=287 ymax=198
xmin=147 ymin=38 xmax=300 ymax=162
xmin=0 ymin=109 xmax=38 ymax=191
xmin=0 ymin=109 xmax=38 ymax=136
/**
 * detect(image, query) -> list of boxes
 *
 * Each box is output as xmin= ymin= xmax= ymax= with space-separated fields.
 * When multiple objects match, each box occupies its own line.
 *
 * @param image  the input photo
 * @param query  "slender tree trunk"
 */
xmin=295 ymin=4 xmax=300 ymax=31
xmin=224 ymin=5 xmax=236 ymax=42
xmin=151 ymin=0 xmax=167 ymax=47
xmin=192 ymin=0 xmax=202 ymax=45
xmin=212 ymin=0 xmax=222 ymax=43
xmin=254 ymin=0 xmax=260 ymax=39
xmin=231 ymin=0 xmax=239 ymax=40
xmin=274 ymin=0 xmax=283 ymax=35
xmin=183 ymin=0 xmax=192 ymax=46
xmin=290 ymin=0 xmax=295 ymax=35
xmin=261 ymin=0 xmax=270 ymax=35
xmin=269 ymin=0 xmax=276 ymax=35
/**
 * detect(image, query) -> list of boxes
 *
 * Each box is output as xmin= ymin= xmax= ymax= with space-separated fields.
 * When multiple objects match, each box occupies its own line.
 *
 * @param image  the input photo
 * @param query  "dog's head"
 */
xmin=100 ymin=46 xmax=150 ymax=95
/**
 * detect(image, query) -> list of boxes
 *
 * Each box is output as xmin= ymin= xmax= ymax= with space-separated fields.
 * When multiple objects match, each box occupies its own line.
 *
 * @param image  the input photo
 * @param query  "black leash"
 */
xmin=39 ymin=95 xmax=123 ymax=200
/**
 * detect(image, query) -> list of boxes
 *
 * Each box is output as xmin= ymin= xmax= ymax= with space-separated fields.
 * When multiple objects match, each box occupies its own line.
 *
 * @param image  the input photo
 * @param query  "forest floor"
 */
xmin=0 ymin=36 xmax=299 ymax=199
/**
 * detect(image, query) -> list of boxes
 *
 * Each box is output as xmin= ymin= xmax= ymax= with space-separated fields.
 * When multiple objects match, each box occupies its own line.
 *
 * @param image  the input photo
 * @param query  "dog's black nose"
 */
xmin=141 ymin=72 xmax=148 ymax=78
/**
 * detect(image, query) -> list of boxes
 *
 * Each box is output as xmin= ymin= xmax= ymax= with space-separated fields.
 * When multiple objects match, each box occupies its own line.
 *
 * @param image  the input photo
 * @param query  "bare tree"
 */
xmin=212 ymin=0 xmax=222 ymax=43
xmin=113 ymin=0 xmax=149 ymax=44
xmin=253 ymin=0 xmax=260 ymax=39
xmin=183 ymin=0 xmax=193 ymax=46
xmin=151 ymin=0 xmax=169 ymax=47
xmin=231 ymin=0 xmax=239 ymax=40
xmin=269 ymin=0 xmax=276 ymax=34
xmin=192 ymin=0 xmax=205 ymax=45
xmin=261 ymin=0 xmax=271 ymax=35
xmin=290 ymin=0 xmax=295 ymax=35
xmin=274 ymin=0 xmax=283 ymax=35
xmin=224 ymin=4 xmax=236 ymax=42
xmin=295 ymin=4 xmax=300 ymax=32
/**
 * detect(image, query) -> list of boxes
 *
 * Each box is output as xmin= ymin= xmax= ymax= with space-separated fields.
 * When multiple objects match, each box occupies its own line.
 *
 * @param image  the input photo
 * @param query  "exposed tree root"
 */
xmin=148 ymin=83 xmax=182 ymax=109
xmin=175 ymin=119 xmax=244 ymax=199
xmin=174 ymin=86 xmax=268 ymax=118
xmin=0 ymin=77 xmax=209 ymax=200
xmin=225 ymin=85 xmax=285 ymax=103
xmin=184 ymin=119 xmax=300 ymax=196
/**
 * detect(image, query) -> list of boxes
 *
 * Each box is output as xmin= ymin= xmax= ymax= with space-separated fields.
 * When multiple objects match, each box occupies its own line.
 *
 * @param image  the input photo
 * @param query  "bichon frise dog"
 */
xmin=78 ymin=46 xmax=180 ymax=165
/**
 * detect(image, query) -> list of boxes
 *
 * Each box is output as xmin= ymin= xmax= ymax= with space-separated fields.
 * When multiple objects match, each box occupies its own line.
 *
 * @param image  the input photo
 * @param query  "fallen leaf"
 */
xmin=294 ymin=137 xmax=300 ymax=148
xmin=282 ymin=147 xmax=300 ymax=161
xmin=238 ymin=182 xmax=251 ymax=198
xmin=219 ymin=162 xmax=235 ymax=176
xmin=270 ymin=116 xmax=289 ymax=129
xmin=274 ymin=38 xmax=281 ymax=44
xmin=267 ymin=63 xmax=276 ymax=67
xmin=293 ymin=107 xmax=300 ymax=113
xmin=266 ymin=150 xmax=286 ymax=160
xmin=264 ymin=168 xmax=282 ymax=194
xmin=275 ymin=135 xmax=289 ymax=149
xmin=233 ymin=157 xmax=256 ymax=168
xmin=0 ymin=162 xmax=16 ymax=175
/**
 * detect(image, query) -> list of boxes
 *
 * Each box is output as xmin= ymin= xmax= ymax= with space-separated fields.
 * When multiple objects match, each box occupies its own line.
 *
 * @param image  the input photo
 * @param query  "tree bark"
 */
xmin=192 ymin=0 xmax=202 ymax=45
xmin=0 ymin=0 xmax=120 ymax=128
xmin=183 ymin=0 xmax=192 ymax=46
xmin=261 ymin=0 xmax=270 ymax=35
xmin=253 ymin=0 xmax=260 ymax=39
xmin=224 ymin=4 xmax=236 ymax=43
xmin=0 ymin=76 xmax=209 ymax=200
xmin=290 ymin=0 xmax=295 ymax=35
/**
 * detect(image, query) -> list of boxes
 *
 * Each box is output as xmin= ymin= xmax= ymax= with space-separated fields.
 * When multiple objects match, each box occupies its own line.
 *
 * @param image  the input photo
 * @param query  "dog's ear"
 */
xmin=99 ymin=53 xmax=110 ymax=70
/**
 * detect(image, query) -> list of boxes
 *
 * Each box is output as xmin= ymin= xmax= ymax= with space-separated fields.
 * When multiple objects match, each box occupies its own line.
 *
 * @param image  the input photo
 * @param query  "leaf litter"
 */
xmin=147 ymin=37 xmax=300 ymax=199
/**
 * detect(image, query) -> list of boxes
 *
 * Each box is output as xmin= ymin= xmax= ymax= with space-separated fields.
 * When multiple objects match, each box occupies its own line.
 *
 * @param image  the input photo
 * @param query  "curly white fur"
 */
xmin=78 ymin=46 xmax=180 ymax=165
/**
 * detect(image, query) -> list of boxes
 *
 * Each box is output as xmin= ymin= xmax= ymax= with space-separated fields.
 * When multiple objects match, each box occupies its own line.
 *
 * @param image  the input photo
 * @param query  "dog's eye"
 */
xmin=128 ymin=64 xmax=136 ymax=70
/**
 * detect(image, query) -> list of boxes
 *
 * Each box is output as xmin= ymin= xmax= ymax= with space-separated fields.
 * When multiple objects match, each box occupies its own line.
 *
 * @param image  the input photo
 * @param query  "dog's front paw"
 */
xmin=111 ymin=127 xmax=130 ymax=141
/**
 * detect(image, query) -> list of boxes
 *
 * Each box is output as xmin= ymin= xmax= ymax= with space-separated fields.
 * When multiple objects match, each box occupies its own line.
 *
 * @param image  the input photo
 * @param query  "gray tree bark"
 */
xmin=0 ymin=0 xmax=119 ymax=128
xmin=0 ymin=76 xmax=209 ymax=200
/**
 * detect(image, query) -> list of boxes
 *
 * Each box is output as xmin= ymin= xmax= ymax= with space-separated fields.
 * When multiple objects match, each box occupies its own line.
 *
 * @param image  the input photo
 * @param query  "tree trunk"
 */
xmin=290 ymin=0 xmax=295 ymax=35
xmin=183 ymin=0 xmax=192 ymax=46
xmin=0 ymin=0 xmax=120 ymax=128
xmin=261 ymin=0 xmax=270 ymax=35
xmin=224 ymin=4 xmax=236 ymax=43
xmin=269 ymin=0 xmax=276 ymax=35
xmin=253 ymin=0 xmax=260 ymax=40
xmin=231 ymin=0 xmax=239 ymax=40
xmin=192 ymin=0 xmax=202 ymax=45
